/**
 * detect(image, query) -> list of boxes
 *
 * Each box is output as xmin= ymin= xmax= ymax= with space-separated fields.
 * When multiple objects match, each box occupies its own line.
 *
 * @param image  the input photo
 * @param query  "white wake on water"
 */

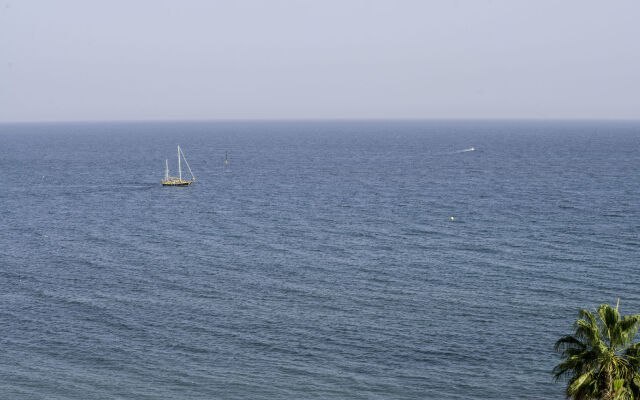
xmin=437 ymin=147 xmax=476 ymax=155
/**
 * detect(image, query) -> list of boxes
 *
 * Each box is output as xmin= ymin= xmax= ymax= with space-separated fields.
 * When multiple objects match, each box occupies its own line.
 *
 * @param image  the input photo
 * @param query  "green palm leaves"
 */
xmin=554 ymin=303 xmax=640 ymax=400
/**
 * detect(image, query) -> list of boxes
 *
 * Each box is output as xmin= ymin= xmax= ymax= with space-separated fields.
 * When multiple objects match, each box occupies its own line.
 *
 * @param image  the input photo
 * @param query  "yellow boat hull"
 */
xmin=162 ymin=180 xmax=194 ymax=186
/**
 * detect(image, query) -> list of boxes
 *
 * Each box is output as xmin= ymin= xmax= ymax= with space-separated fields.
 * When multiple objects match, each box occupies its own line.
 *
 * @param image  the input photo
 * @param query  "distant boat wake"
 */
xmin=435 ymin=147 xmax=475 ymax=156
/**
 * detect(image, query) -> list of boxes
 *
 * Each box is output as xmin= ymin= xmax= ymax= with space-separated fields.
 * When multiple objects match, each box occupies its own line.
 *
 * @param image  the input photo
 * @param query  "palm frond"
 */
xmin=618 ymin=315 xmax=640 ymax=346
xmin=575 ymin=318 xmax=602 ymax=347
xmin=555 ymin=335 xmax=586 ymax=352
xmin=568 ymin=371 xmax=595 ymax=393
xmin=598 ymin=304 xmax=620 ymax=343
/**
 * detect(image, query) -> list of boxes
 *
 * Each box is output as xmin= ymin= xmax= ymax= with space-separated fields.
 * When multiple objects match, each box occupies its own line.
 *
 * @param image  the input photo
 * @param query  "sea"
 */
xmin=0 ymin=120 xmax=638 ymax=399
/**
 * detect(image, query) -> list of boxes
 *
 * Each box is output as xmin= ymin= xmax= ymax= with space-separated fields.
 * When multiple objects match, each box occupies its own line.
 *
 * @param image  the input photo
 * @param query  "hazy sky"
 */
xmin=1 ymin=0 xmax=639 ymax=122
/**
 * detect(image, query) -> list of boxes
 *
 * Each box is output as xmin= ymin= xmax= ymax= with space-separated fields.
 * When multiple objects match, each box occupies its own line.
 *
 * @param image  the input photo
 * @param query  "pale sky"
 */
xmin=1 ymin=0 xmax=639 ymax=122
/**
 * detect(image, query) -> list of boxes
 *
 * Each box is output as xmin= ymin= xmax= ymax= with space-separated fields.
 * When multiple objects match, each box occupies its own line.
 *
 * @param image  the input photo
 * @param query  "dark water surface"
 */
xmin=1 ymin=120 xmax=639 ymax=399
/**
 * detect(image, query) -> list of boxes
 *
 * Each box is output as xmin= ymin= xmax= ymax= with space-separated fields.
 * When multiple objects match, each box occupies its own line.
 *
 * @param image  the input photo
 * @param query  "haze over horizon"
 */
xmin=1 ymin=0 xmax=639 ymax=123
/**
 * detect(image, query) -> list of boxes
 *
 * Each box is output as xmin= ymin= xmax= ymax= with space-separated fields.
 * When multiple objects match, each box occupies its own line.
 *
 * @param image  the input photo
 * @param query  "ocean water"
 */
xmin=0 ymin=120 xmax=639 ymax=399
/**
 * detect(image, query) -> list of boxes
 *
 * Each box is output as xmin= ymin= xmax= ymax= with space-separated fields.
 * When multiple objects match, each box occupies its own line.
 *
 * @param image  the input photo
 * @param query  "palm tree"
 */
xmin=553 ymin=301 xmax=640 ymax=400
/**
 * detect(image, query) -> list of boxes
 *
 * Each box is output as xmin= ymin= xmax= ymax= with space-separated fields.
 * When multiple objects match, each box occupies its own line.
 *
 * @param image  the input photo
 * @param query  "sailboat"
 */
xmin=162 ymin=145 xmax=196 ymax=186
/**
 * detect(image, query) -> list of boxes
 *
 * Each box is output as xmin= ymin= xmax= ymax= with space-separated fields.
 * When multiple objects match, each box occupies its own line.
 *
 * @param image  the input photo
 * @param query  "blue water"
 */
xmin=1 ymin=120 xmax=639 ymax=399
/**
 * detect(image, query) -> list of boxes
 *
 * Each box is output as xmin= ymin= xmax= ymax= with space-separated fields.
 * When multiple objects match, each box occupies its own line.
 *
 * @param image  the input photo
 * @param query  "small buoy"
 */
xmin=450 ymin=216 xmax=454 ymax=221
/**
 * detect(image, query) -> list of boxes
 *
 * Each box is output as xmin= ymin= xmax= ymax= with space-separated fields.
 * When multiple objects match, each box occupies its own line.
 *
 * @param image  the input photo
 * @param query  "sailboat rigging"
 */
xmin=162 ymin=145 xmax=196 ymax=186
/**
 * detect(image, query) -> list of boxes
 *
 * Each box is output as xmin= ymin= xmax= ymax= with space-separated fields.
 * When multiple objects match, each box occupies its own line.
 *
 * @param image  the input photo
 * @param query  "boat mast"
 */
xmin=178 ymin=145 xmax=182 ymax=181
xmin=165 ymin=159 xmax=169 ymax=181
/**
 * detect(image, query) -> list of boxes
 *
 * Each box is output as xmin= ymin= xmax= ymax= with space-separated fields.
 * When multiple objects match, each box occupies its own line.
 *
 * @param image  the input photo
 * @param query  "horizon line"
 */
xmin=2 ymin=116 xmax=640 ymax=125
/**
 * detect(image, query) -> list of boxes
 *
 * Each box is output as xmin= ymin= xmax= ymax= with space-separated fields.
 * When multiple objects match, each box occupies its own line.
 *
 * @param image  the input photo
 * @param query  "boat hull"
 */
xmin=162 ymin=181 xmax=193 ymax=186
